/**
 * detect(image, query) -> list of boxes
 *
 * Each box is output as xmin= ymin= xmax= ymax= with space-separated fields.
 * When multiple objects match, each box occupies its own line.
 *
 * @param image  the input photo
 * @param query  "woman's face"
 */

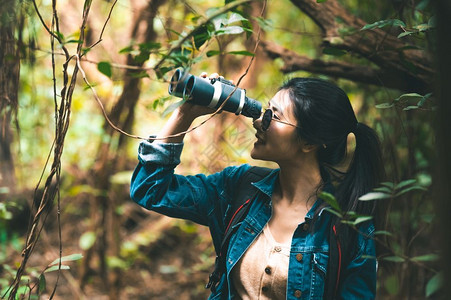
xmin=251 ymin=90 xmax=306 ymax=163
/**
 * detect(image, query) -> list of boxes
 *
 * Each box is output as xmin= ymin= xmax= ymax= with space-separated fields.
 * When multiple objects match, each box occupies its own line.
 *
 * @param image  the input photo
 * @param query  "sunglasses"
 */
xmin=261 ymin=109 xmax=301 ymax=132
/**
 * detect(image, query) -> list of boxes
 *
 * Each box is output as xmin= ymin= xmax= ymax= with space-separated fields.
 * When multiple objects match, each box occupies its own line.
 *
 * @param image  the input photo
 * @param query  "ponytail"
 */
xmin=335 ymin=122 xmax=385 ymax=216
xmin=279 ymin=77 xmax=385 ymax=218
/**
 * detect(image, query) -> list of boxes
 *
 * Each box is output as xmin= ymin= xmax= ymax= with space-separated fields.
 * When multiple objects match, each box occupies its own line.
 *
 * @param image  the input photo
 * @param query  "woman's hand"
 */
xmin=156 ymin=71 xmax=225 ymax=143
xmin=177 ymin=72 xmax=228 ymax=119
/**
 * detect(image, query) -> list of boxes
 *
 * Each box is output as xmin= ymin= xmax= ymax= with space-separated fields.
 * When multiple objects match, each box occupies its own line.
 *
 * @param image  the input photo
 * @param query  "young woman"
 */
xmin=130 ymin=74 xmax=384 ymax=299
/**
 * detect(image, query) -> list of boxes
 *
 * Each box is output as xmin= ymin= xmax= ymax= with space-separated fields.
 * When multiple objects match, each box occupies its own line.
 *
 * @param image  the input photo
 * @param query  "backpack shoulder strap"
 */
xmin=206 ymin=166 xmax=272 ymax=292
xmin=227 ymin=166 xmax=273 ymax=223
xmin=325 ymin=218 xmax=356 ymax=299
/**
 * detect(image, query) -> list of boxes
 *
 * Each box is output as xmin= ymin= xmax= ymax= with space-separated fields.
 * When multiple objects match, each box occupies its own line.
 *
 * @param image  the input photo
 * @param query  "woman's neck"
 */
xmin=275 ymin=156 xmax=322 ymax=206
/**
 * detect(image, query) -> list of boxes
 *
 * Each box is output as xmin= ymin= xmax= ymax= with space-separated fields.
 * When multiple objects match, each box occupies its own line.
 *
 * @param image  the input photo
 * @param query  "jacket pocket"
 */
xmin=310 ymin=252 xmax=328 ymax=299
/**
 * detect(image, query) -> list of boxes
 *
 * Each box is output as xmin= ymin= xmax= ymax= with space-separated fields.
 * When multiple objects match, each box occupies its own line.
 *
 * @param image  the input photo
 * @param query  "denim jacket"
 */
xmin=130 ymin=140 xmax=377 ymax=300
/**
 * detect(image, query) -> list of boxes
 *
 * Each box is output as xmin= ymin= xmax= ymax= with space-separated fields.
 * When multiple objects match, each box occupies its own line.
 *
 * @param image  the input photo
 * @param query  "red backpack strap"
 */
xmin=206 ymin=166 xmax=272 ymax=292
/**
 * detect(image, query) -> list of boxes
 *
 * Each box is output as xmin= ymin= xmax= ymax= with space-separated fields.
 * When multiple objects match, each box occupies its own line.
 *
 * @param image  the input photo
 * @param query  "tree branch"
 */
xmin=261 ymin=40 xmax=425 ymax=92
xmin=262 ymin=0 xmax=433 ymax=93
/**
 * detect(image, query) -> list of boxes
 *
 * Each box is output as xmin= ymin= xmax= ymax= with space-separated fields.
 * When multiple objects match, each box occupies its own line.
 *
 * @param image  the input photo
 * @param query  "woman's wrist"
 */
xmin=155 ymin=106 xmax=195 ymax=143
xmin=174 ymin=104 xmax=198 ymax=123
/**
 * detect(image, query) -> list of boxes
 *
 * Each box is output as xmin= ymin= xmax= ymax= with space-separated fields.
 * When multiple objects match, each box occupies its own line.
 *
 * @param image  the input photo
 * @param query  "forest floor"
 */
xmin=3 ymin=183 xmax=215 ymax=300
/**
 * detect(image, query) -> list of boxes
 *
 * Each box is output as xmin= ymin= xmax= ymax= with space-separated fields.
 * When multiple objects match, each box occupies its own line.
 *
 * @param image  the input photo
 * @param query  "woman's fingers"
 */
xmin=199 ymin=72 xmax=232 ymax=84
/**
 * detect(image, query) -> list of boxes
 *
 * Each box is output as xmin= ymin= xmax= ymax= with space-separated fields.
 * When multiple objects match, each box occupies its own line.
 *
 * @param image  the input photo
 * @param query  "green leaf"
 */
xmin=395 ymin=179 xmax=417 ymax=190
xmin=361 ymin=19 xmax=406 ymax=31
xmin=398 ymin=31 xmax=414 ymax=38
xmin=206 ymin=50 xmax=221 ymax=57
xmin=410 ymin=253 xmax=439 ymax=262
xmin=151 ymin=95 xmax=172 ymax=110
xmin=227 ymin=50 xmax=255 ymax=56
xmin=39 ymin=274 xmax=46 ymax=294
xmin=153 ymin=99 xmax=160 ymax=110
xmin=44 ymin=265 xmax=70 ymax=273
xmin=50 ymin=253 xmax=83 ymax=266
xmin=394 ymin=185 xmax=427 ymax=197
xmin=162 ymin=100 xmax=185 ymax=118
xmin=381 ymin=182 xmax=395 ymax=189
xmin=79 ymin=231 xmax=96 ymax=250
xmin=383 ymin=256 xmax=405 ymax=263
xmin=317 ymin=0 xmax=328 ymax=2
xmin=395 ymin=93 xmax=423 ymax=101
xmin=82 ymin=47 xmax=92 ymax=55
xmin=361 ymin=255 xmax=377 ymax=260
xmin=322 ymin=207 xmax=343 ymax=218
xmin=65 ymin=39 xmax=83 ymax=44
xmin=134 ymin=52 xmax=150 ymax=64
xmin=138 ymin=41 xmax=161 ymax=51
xmin=375 ymin=102 xmax=394 ymax=109
xmin=414 ymin=23 xmax=430 ymax=32
xmin=129 ymin=71 xmax=150 ymax=79
xmin=322 ymin=47 xmax=347 ymax=56
xmin=215 ymin=26 xmax=245 ymax=36
xmin=374 ymin=230 xmax=393 ymax=236
xmin=385 ymin=274 xmax=400 ymax=295
xmin=374 ymin=186 xmax=393 ymax=193
xmin=426 ymin=272 xmax=443 ymax=297
xmin=403 ymin=105 xmax=419 ymax=111
xmin=97 ymin=61 xmax=112 ymax=78
xmin=53 ymin=31 xmax=65 ymax=41
xmin=119 ymin=45 xmax=134 ymax=54
xmin=417 ymin=93 xmax=432 ymax=107
xmin=16 ymin=286 xmax=31 ymax=297
xmin=192 ymin=24 xmax=211 ymax=49
xmin=359 ymin=192 xmax=391 ymax=201
xmin=224 ymin=12 xmax=248 ymax=25
xmin=340 ymin=220 xmax=355 ymax=225
xmin=320 ymin=192 xmax=341 ymax=212
xmin=416 ymin=0 xmax=430 ymax=10
xmin=353 ymin=216 xmax=373 ymax=225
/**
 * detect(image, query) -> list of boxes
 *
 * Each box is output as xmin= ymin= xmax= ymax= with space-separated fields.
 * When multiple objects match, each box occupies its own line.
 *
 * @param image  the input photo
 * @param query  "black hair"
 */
xmin=280 ymin=78 xmax=385 ymax=219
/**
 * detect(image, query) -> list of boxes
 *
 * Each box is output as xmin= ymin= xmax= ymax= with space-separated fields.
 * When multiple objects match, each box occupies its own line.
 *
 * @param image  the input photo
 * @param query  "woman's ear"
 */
xmin=301 ymin=141 xmax=319 ymax=153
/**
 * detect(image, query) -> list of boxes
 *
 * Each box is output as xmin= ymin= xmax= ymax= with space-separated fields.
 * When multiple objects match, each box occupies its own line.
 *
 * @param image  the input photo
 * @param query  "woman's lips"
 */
xmin=254 ymin=134 xmax=265 ymax=145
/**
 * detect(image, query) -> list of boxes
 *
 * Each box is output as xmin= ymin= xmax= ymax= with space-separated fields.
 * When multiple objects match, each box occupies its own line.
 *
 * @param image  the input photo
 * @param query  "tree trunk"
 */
xmin=79 ymin=0 xmax=166 ymax=297
xmin=0 ymin=0 xmax=20 ymax=191
xmin=434 ymin=0 xmax=451 ymax=298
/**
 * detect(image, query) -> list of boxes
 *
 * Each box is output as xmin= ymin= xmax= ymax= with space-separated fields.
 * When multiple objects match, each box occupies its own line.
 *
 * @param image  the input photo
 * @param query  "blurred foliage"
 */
xmin=0 ymin=0 xmax=439 ymax=298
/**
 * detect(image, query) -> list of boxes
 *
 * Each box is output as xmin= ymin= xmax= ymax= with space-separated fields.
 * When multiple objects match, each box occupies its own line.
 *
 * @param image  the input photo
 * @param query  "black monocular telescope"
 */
xmin=168 ymin=69 xmax=262 ymax=119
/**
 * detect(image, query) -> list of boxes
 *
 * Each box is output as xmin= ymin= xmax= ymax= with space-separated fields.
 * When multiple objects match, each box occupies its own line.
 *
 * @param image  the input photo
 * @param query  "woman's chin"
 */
xmin=251 ymin=143 xmax=267 ymax=160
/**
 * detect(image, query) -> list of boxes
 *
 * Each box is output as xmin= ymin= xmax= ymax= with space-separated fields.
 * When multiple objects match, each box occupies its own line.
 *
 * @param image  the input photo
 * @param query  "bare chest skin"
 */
xmin=267 ymin=195 xmax=312 ymax=245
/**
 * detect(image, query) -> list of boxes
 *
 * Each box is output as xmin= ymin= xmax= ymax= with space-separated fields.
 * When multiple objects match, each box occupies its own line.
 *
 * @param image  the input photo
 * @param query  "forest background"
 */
xmin=1 ymin=0 xmax=450 ymax=299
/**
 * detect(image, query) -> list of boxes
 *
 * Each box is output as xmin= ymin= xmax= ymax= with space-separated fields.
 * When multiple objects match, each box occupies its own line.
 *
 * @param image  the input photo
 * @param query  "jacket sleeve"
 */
xmin=339 ymin=222 xmax=377 ymax=300
xmin=130 ymin=140 xmax=251 ymax=227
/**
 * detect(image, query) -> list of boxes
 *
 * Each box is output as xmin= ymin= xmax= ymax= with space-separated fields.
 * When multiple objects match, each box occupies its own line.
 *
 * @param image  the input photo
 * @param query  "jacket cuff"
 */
xmin=138 ymin=138 xmax=184 ymax=165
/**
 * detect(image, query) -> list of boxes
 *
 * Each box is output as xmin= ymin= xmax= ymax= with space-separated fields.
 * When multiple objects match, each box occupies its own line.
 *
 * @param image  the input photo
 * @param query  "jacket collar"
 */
xmin=250 ymin=167 xmax=336 ymax=219
xmin=251 ymin=168 xmax=280 ymax=199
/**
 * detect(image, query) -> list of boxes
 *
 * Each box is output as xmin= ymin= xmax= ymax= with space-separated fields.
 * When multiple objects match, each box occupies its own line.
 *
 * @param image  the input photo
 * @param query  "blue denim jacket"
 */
xmin=130 ymin=140 xmax=376 ymax=300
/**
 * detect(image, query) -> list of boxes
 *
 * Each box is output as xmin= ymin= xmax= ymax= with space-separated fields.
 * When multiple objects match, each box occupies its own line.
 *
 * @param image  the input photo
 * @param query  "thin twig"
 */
xmin=86 ymin=0 xmax=119 ymax=52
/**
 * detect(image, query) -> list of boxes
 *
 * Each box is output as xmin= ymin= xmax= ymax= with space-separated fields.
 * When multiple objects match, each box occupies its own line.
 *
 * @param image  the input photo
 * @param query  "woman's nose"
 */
xmin=253 ymin=115 xmax=263 ymax=131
